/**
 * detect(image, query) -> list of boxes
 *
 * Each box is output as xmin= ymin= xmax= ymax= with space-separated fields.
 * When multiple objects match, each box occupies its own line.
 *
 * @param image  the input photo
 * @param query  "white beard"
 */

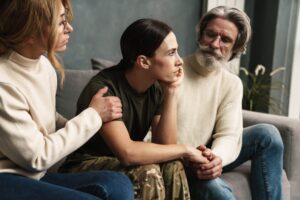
xmin=196 ymin=44 xmax=230 ymax=72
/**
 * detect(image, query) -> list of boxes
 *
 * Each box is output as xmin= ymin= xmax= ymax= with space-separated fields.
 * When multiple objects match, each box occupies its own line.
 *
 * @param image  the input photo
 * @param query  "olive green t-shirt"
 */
xmin=76 ymin=66 xmax=164 ymax=157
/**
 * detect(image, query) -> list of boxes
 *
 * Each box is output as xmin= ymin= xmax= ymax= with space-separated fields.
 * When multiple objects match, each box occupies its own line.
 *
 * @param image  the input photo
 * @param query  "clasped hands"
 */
xmin=188 ymin=145 xmax=223 ymax=180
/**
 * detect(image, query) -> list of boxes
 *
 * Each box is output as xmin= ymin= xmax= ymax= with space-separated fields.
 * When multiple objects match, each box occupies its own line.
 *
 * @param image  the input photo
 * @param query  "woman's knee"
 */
xmin=84 ymin=171 xmax=133 ymax=200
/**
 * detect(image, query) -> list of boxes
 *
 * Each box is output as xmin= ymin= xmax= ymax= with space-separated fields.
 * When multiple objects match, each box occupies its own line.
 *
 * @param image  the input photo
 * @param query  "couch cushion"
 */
xmin=56 ymin=69 xmax=98 ymax=119
xmin=91 ymin=58 xmax=116 ymax=70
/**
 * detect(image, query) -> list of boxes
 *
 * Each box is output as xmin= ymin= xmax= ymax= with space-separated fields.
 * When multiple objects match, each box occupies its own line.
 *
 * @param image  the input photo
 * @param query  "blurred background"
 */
xmin=59 ymin=0 xmax=300 ymax=118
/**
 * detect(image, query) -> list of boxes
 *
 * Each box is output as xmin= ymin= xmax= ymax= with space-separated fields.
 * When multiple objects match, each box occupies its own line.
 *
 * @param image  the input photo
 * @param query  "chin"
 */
xmin=160 ymin=77 xmax=177 ymax=84
xmin=55 ymin=46 xmax=67 ymax=52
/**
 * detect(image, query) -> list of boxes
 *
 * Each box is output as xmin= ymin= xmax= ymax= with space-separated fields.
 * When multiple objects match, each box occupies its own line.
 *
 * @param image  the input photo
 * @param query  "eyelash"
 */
xmin=59 ymin=19 xmax=67 ymax=26
xmin=169 ymin=50 xmax=177 ymax=55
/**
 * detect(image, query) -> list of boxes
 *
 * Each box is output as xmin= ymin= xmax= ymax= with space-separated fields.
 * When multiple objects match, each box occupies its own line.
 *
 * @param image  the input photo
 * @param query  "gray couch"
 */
xmin=56 ymin=69 xmax=300 ymax=200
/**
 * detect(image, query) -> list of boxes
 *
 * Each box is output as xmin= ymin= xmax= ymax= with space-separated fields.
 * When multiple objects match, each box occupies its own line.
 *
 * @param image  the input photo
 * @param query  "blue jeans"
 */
xmin=0 ymin=170 xmax=134 ymax=200
xmin=187 ymin=124 xmax=284 ymax=200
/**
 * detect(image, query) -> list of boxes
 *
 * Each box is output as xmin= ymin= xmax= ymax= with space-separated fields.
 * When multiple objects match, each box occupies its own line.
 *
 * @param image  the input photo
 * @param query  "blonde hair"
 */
xmin=0 ymin=0 xmax=73 ymax=84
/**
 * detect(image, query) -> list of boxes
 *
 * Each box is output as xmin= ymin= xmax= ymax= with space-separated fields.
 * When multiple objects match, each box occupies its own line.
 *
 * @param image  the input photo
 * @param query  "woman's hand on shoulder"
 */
xmin=89 ymin=87 xmax=122 ymax=122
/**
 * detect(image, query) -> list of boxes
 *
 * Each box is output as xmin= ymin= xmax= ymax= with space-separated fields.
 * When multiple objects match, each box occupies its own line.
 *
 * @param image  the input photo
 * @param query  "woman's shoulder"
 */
xmin=40 ymin=55 xmax=56 ymax=73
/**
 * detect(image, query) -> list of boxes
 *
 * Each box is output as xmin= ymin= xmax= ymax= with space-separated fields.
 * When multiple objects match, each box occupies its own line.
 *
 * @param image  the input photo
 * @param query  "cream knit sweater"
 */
xmin=0 ymin=51 xmax=102 ymax=180
xmin=177 ymin=51 xmax=243 ymax=166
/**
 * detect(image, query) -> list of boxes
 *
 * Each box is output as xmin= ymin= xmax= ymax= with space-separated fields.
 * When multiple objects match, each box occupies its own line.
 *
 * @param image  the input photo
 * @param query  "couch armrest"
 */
xmin=243 ymin=110 xmax=300 ymax=199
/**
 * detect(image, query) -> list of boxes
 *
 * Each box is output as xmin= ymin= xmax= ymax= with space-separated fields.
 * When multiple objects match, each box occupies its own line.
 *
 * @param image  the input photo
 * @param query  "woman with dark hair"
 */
xmin=60 ymin=18 xmax=208 ymax=200
xmin=0 ymin=0 xmax=133 ymax=199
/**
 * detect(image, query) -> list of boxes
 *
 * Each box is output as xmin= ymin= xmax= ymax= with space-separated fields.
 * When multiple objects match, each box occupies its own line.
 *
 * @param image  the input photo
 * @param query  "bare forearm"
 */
xmin=152 ymin=90 xmax=178 ymax=144
xmin=116 ymin=141 xmax=187 ymax=166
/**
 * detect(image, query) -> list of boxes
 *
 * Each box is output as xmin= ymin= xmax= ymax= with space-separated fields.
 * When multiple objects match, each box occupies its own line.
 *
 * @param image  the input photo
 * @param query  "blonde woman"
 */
xmin=0 ymin=0 xmax=133 ymax=199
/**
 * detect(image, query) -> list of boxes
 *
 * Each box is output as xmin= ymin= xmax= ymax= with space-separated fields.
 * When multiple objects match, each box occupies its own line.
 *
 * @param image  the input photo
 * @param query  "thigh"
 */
xmin=42 ymin=171 xmax=133 ymax=200
xmin=161 ymin=160 xmax=190 ymax=200
xmin=0 ymin=173 xmax=101 ymax=200
xmin=59 ymin=154 xmax=122 ymax=173
xmin=126 ymin=164 xmax=165 ymax=200
xmin=60 ymin=154 xmax=158 ymax=200
xmin=224 ymin=124 xmax=282 ymax=172
xmin=185 ymin=169 xmax=234 ymax=200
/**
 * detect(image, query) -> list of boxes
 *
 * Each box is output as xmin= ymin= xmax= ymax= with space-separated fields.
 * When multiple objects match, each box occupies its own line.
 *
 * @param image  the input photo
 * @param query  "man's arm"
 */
xmin=210 ymin=76 xmax=243 ymax=166
xmin=190 ymin=75 xmax=243 ymax=180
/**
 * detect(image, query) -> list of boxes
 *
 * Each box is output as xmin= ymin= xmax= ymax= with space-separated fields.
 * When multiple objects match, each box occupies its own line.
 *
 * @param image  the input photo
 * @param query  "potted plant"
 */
xmin=239 ymin=64 xmax=286 ymax=114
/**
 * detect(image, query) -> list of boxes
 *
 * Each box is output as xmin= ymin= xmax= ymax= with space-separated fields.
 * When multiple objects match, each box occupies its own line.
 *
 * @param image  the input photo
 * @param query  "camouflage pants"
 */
xmin=59 ymin=154 xmax=190 ymax=200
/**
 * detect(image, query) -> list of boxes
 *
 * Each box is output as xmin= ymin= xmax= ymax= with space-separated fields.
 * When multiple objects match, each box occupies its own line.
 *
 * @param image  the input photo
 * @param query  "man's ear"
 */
xmin=136 ymin=55 xmax=151 ymax=70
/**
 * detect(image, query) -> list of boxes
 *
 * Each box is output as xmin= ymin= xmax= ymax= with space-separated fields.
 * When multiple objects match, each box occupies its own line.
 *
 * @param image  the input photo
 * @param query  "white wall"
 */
xmin=288 ymin=12 xmax=300 ymax=119
xmin=207 ymin=0 xmax=245 ymax=10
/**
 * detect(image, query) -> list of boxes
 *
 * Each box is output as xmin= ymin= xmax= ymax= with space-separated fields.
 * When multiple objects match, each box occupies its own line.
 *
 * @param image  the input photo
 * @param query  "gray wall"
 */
xmin=60 ymin=0 xmax=201 ymax=69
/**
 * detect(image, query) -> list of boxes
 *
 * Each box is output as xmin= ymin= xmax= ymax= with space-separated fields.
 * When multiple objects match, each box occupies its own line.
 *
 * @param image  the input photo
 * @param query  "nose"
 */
xmin=176 ymin=53 xmax=183 ymax=67
xmin=64 ymin=22 xmax=74 ymax=33
xmin=210 ymin=36 xmax=221 ymax=49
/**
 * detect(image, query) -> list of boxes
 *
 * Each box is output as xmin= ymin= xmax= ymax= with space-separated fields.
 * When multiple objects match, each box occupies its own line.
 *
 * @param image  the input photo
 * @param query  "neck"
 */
xmin=14 ymin=44 xmax=44 ymax=60
xmin=125 ymin=66 xmax=155 ymax=93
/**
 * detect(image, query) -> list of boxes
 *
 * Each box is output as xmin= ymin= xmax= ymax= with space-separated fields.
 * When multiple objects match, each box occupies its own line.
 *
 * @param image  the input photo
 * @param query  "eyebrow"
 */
xmin=206 ymin=29 xmax=234 ymax=41
xmin=60 ymin=8 xmax=69 ymax=17
xmin=168 ymin=47 xmax=178 ymax=52
xmin=168 ymin=46 xmax=178 ymax=51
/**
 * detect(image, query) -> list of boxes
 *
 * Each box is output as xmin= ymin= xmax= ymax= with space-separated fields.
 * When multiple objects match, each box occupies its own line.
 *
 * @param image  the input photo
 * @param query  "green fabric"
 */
xmin=59 ymin=154 xmax=190 ymax=200
xmin=75 ymin=66 xmax=164 ymax=156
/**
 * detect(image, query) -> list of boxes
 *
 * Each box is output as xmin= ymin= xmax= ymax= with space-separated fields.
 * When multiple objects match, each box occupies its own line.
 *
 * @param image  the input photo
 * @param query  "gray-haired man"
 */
xmin=178 ymin=6 xmax=284 ymax=200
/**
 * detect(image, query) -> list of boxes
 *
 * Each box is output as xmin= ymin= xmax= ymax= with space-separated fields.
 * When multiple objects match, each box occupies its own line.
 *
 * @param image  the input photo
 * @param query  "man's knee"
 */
xmin=129 ymin=164 xmax=165 ymax=199
xmin=161 ymin=160 xmax=190 ymax=199
xmin=251 ymin=124 xmax=284 ymax=152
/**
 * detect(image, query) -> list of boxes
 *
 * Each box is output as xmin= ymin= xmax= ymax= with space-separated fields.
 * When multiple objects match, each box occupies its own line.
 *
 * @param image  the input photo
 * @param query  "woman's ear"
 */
xmin=136 ymin=55 xmax=151 ymax=70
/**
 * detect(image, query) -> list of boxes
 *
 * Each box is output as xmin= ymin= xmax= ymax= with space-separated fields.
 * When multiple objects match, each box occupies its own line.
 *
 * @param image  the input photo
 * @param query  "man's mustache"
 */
xmin=198 ymin=44 xmax=223 ymax=60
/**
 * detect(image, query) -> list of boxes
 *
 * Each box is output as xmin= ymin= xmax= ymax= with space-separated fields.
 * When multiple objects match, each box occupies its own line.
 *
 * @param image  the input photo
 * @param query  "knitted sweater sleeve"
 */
xmin=0 ymin=83 xmax=102 ymax=172
xmin=55 ymin=112 xmax=68 ymax=130
xmin=211 ymin=76 xmax=243 ymax=166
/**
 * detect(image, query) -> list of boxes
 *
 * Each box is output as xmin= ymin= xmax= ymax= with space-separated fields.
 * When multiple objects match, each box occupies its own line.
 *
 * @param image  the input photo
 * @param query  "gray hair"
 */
xmin=197 ymin=6 xmax=252 ymax=60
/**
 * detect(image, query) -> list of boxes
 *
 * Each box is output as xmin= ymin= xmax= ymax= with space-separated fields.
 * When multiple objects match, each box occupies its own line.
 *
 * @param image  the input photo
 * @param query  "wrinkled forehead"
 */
xmin=205 ymin=18 xmax=238 ymax=40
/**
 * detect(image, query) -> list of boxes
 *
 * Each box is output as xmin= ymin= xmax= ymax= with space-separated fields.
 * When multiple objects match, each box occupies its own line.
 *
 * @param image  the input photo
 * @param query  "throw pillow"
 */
xmin=91 ymin=58 xmax=116 ymax=70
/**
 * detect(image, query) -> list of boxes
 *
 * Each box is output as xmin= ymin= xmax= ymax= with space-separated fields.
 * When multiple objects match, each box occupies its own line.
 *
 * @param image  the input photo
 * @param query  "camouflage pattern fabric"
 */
xmin=59 ymin=154 xmax=190 ymax=200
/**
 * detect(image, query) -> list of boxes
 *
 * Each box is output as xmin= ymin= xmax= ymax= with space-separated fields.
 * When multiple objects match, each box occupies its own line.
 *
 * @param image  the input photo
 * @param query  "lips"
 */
xmin=203 ymin=50 xmax=223 ymax=59
xmin=61 ymin=38 xmax=69 ymax=46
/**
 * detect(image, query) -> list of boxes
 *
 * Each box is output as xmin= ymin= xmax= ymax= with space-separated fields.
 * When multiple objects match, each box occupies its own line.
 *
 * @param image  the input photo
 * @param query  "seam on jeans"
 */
xmin=259 ymin=143 xmax=271 ymax=200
